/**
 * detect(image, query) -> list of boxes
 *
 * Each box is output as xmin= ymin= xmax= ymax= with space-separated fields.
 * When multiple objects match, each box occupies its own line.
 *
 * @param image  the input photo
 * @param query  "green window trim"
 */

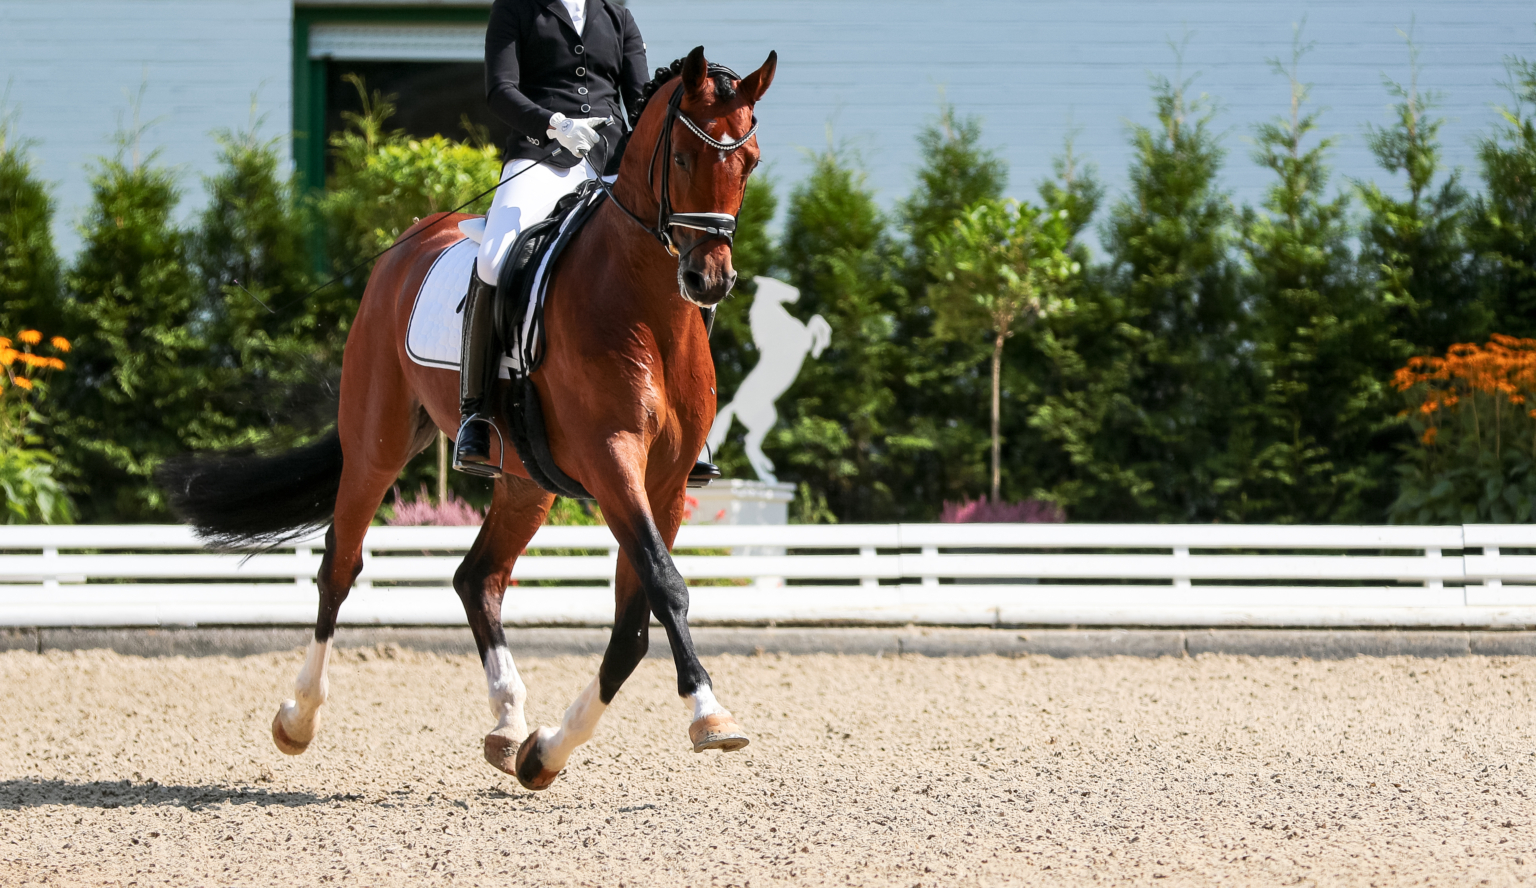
xmin=291 ymin=5 xmax=492 ymax=193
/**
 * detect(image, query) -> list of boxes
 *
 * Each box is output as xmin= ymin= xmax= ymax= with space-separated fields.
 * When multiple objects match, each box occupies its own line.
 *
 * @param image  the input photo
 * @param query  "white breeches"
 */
xmin=475 ymin=158 xmax=598 ymax=283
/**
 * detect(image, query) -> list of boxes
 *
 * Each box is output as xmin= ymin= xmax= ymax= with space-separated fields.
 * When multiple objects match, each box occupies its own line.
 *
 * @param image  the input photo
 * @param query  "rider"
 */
xmin=458 ymin=0 xmax=720 ymax=486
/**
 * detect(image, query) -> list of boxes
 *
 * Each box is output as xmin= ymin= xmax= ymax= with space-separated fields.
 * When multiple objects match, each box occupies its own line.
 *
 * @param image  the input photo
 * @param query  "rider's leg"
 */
xmin=454 ymin=159 xmax=596 ymax=474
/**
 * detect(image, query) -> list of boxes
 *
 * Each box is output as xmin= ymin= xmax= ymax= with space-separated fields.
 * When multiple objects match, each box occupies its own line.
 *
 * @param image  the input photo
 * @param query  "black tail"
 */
xmin=156 ymin=432 xmax=345 ymax=550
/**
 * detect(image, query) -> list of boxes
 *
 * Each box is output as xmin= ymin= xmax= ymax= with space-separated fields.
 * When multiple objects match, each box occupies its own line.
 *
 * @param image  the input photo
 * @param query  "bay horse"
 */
xmin=159 ymin=46 xmax=775 ymax=791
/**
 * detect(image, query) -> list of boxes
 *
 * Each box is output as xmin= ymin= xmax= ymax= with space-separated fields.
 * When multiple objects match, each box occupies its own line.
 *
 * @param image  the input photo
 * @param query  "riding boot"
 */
xmin=453 ymin=271 xmax=503 ymax=478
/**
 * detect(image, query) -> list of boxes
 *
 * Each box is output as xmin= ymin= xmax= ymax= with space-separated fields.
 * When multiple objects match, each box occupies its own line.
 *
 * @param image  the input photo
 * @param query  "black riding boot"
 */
xmin=453 ymin=272 xmax=502 ymax=478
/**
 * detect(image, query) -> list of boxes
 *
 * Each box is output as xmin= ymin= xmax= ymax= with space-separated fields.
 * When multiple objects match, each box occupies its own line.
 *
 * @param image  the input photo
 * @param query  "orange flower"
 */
xmin=50 ymin=336 xmax=70 ymax=353
xmin=11 ymin=377 xmax=33 ymax=391
xmin=17 ymin=330 xmax=41 ymax=345
xmin=0 ymin=348 xmax=15 ymax=367
xmin=46 ymin=357 xmax=65 ymax=371
xmin=1421 ymin=427 xmax=1437 ymax=446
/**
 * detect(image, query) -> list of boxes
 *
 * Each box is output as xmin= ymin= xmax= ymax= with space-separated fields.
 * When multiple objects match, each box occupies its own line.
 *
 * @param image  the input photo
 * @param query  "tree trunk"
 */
xmin=991 ymin=328 xmax=1005 ymax=503
xmin=437 ymin=432 xmax=449 ymax=504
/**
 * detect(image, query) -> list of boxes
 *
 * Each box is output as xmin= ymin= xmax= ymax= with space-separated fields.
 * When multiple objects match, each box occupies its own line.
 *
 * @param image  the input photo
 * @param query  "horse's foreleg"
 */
xmin=455 ymin=476 xmax=555 ymax=775
xmin=625 ymin=506 xmax=748 ymax=755
xmin=515 ymin=561 xmax=651 ymax=790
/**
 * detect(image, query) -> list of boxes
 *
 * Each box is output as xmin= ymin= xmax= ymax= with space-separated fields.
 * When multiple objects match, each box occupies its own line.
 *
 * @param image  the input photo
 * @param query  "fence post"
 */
xmin=42 ymin=546 xmax=59 ymax=591
xmin=1172 ymin=546 xmax=1191 ymax=589
xmin=860 ymin=546 xmax=879 ymax=589
xmin=1425 ymin=547 xmax=1443 ymax=591
xmin=921 ymin=546 xmax=939 ymax=588
xmin=1483 ymin=546 xmax=1503 ymax=593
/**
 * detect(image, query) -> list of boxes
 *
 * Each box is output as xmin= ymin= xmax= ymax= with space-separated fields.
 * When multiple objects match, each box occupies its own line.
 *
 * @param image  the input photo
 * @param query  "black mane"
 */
xmin=634 ymin=57 xmax=738 ymax=117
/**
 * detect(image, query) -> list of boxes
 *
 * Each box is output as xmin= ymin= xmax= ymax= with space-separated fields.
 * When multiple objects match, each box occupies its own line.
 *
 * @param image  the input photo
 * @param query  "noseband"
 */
xmin=600 ymin=64 xmax=758 ymax=261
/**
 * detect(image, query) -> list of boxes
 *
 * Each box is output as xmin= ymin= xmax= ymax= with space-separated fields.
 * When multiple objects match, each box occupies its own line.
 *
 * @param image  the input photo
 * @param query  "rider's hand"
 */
xmin=547 ymin=113 xmax=602 ymax=157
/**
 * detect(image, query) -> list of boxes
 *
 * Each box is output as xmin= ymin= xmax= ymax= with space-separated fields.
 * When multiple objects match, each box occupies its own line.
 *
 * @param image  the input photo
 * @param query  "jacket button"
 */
xmin=575 ymin=66 xmax=585 ymax=76
xmin=580 ymin=103 xmax=591 ymax=113
xmin=577 ymin=87 xmax=588 ymax=95
xmin=574 ymin=44 xmax=584 ymax=54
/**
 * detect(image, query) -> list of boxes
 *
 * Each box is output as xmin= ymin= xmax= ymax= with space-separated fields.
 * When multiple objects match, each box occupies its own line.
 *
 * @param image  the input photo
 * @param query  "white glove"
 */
xmin=546 ymin=113 xmax=603 ymax=157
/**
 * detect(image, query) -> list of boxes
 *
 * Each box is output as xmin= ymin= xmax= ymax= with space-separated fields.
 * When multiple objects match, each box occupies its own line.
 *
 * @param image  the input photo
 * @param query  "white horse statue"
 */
xmin=707 ymin=276 xmax=831 ymax=482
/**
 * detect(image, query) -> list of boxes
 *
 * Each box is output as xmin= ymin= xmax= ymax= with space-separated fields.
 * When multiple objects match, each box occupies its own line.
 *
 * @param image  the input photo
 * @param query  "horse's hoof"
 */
xmin=690 ymin=713 xmax=750 ymax=753
xmin=483 ymin=728 xmax=521 ymax=776
xmin=271 ymin=710 xmax=310 ymax=756
xmin=514 ymin=730 xmax=561 ymax=791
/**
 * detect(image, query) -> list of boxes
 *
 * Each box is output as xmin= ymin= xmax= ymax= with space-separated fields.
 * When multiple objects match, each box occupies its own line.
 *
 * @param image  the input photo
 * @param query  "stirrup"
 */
xmin=687 ymin=459 xmax=722 ymax=489
xmin=453 ymin=415 xmax=505 ymax=479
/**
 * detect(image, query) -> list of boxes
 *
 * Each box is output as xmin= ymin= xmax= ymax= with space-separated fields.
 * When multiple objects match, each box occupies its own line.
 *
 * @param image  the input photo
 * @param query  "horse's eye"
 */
xmin=673 ymin=152 xmax=687 ymax=169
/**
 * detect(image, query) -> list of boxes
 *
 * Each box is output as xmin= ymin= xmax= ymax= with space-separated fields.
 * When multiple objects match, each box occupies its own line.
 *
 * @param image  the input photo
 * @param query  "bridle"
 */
xmin=596 ymin=64 xmax=758 ymax=261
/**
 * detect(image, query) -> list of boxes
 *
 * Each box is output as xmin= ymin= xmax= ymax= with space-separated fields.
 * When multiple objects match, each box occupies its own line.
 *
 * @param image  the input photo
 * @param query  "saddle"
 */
xmin=494 ymin=180 xmax=607 ymax=500
xmin=489 ymin=179 xmax=720 ymax=500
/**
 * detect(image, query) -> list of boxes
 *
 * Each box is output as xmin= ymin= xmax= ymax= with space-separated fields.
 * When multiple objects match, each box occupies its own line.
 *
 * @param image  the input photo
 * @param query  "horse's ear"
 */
xmin=739 ymin=51 xmax=778 ymax=105
xmin=682 ymin=46 xmax=708 ymax=98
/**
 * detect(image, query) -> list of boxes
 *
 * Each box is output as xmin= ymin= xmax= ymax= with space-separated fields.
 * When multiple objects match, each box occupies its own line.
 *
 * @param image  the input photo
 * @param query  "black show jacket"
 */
xmin=485 ymin=0 xmax=648 ymax=169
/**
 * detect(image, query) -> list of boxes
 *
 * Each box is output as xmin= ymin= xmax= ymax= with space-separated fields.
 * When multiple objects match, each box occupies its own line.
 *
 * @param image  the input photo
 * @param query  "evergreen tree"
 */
xmin=1470 ymin=55 xmax=1536 ymax=338
xmin=1358 ymin=36 xmax=1486 ymax=353
xmin=1238 ymin=36 xmax=1398 ymax=523
xmin=56 ymin=137 xmax=203 ymax=520
xmin=0 ymin=112 xmax=62 ymax=334
xmin=768 ymin=144 xmax=907 ymax=520
xmin=896 ymin=104 xmax=1009 ymax=513
xmin=1013 ymin=140 xmax=1148 ymax=517
xmin=1100 ymin=67 xmax=1246 ymax=521
xmin=191 ymin=128 xmax=327 ymax=447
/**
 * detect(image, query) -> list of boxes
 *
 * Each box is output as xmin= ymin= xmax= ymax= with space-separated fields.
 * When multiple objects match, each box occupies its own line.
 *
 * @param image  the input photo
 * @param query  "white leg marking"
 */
xmin=687 ymin=684 xmax=726 ymax=722
xmin=483 ymin=645 xmax=528 ymax=740
xmin=531 ymin=677 xmax=607 ymax=772
xmin=277 ymin=639 xmax=331 ymax=744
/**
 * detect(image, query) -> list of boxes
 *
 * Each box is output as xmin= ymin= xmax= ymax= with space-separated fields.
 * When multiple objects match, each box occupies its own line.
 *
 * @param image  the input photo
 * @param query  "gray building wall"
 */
xmin=0 ymin=0 xmax=293 ymax=257
xmin=1 ymin=0 xmax=1532 ymax=256
xmin=633 ymin=0 xmax=1536 ymax=233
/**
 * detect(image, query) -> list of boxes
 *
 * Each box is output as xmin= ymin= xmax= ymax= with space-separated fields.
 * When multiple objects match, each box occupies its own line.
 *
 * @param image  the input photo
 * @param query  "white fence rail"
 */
xmin=1 ymin=524 xmax=1533 ymax=628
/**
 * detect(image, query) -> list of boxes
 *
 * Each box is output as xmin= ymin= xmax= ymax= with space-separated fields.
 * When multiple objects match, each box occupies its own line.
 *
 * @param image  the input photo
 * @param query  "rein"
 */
xmin=592 ymin=64 xmax=757 ymax=261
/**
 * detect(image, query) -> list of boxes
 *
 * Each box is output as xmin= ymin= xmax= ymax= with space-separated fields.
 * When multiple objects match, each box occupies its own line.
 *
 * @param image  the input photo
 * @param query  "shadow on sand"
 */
xmin=0 ymin=778 xmax=349 ymax=811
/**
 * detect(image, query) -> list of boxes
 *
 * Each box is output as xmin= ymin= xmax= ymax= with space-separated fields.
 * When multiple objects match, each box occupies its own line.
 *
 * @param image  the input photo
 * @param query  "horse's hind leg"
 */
xmin=272 ymin=408 xmax=433 ymax=755
xmin=453 ymin=475 xmax=555 ymax=775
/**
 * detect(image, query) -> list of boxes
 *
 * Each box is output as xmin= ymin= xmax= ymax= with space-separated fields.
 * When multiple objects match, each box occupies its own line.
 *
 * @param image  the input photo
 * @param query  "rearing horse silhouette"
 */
xmin=706 ymin=276 xmax=829 ymax=482
xmin=159 ymin=47 xmax=775 ymax=792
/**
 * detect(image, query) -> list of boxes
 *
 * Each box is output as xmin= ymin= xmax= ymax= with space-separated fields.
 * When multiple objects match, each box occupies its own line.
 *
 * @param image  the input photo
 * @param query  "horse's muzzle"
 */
xmin=680 ymin=265 xmax=738 ymax=307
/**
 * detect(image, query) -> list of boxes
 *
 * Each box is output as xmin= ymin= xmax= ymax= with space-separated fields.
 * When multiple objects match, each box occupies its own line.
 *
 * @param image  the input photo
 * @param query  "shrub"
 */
xmin=0 ymin=329 xmax=73 ymax=523
xmin=940 ymin=496 xmax=1065 ymax=524
xmin=383 ymin=485 xmax=484 ymax=526
xmin=1389 ymin=335 xmax=1536 ymax=523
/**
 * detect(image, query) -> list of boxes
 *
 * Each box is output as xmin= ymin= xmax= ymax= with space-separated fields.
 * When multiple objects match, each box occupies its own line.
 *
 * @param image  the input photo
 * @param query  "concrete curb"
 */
xmin=11 ymin=626 xmax=1536 ymax=658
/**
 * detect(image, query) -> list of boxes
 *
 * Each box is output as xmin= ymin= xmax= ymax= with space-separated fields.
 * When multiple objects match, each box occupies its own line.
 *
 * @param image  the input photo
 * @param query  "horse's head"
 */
xmin=626 ymin=46 xmax=777 ymax=307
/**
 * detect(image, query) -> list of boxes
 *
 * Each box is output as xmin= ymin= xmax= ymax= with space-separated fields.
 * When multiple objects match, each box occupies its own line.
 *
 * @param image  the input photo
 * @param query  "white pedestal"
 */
xmin=685 ymin=479 xmax=795 ymax=526
xmin=685 ymin=481 xmax=796 ymax=587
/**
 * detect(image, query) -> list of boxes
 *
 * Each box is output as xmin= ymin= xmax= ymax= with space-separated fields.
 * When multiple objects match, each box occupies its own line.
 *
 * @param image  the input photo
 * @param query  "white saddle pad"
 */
xmin=405 ymin=237 xmax=522 ymax=378
xmin=406 ymin=201 xmax=592 ymax=379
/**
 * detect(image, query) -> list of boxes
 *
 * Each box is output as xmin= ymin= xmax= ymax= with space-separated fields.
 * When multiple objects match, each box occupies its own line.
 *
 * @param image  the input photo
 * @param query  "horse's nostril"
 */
xmin=682 ymin=269 xmax=707 ymax=295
